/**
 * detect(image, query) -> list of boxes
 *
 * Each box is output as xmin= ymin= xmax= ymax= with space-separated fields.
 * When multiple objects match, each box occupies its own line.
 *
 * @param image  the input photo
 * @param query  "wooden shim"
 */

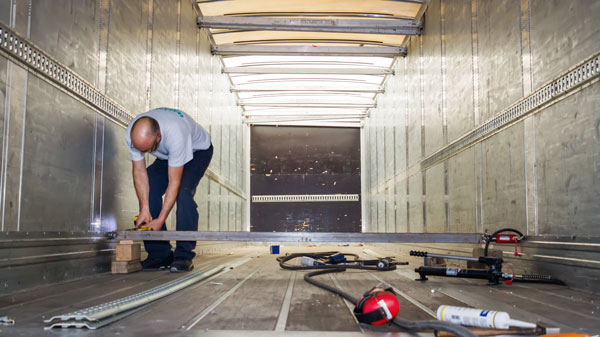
xmin=111 ymin=260 xmax=142 ymax=274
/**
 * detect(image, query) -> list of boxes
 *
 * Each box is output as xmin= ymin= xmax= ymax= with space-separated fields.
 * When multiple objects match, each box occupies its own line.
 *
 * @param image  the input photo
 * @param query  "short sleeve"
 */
xmin=166 ymin=132 xmax=193 ymax=167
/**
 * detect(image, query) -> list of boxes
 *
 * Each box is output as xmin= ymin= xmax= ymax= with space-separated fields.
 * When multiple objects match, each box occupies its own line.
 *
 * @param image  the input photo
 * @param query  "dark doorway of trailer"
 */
xmin=250 ymin=126 xmax=361 ymax=232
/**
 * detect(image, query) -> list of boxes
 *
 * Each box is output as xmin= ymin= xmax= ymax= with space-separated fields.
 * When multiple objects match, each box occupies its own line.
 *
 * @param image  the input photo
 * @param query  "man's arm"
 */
xmin=142 ymin=165 xmax=184 ymax=231
xmin=132 ymin=159 xmax=152 ymax=227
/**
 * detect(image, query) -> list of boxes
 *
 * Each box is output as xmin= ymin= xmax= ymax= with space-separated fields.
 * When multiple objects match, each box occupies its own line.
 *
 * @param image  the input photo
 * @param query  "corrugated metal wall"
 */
xmin=0 ymin=0 xmax=246 ymax=293
xmin=362 ymin=0 xmax=600 ymax=292
xmin=363 ymin=0 xmax=599 ymax=237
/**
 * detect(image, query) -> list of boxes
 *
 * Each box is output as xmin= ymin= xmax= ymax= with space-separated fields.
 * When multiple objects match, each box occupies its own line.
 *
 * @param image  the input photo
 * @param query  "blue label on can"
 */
xmin=480 ymin=310 xmax=489 ymax=317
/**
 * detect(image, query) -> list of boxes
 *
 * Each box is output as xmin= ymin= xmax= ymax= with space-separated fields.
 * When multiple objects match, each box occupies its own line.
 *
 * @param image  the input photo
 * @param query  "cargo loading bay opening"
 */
xmin=0 ymin=0 xmax=599 ymax=336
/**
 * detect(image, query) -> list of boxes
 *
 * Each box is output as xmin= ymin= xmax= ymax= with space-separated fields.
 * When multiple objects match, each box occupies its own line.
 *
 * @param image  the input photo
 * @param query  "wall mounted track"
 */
xmin=0 ymin=21 xmax=246 ymax=201
xmin=0 ymin=21 xmax=133 ymax=127
xmin=421 ymin=53 xmax=599 ymax=170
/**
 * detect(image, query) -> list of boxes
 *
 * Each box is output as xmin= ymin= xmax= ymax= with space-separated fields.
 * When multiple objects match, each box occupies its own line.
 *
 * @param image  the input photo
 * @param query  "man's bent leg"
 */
xmin=145 ymin=158 xmax=172 ymax=261
xmin=174 ymin=188 xmax=199 ymax=260
xmin=174 ymin=145 xmax=213 ymax=261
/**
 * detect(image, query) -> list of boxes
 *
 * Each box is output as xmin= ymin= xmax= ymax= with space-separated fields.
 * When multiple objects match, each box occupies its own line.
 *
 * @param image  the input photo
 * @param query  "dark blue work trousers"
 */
xmin=145 ymin=144 xmax=213 ymax=260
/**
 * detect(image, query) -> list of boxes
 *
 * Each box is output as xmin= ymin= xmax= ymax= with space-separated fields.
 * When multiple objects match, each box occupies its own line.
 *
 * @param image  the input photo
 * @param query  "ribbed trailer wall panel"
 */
xmin=0 ymin=0 xmax=247 ymax=293
xmin=0 ymin=0 xmax=598 ymax=335
xmin=0 ymin=0 xmax=598 ymax=315
xmin=363 ymin=0 xmax=600 ymax=292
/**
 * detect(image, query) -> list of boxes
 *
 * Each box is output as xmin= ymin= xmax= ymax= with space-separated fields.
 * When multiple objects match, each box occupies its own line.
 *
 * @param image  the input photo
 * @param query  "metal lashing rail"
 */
xmin=0 ymin=21 xmax=246 ymax=200
xmin=0 ymin=21 xmax=134 ymax=127
xmin=44 ymin=265 xmax=224 ymax=329
xmin=421 ymin=52 xmax=600 ymax=169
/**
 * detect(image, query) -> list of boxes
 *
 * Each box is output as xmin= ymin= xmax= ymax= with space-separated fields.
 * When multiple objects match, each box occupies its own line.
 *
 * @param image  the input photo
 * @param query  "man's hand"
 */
xmin=141 ymin=217 xmax=165 ymax=232
xmin=135 ymin=208 xmax=152 ymax=228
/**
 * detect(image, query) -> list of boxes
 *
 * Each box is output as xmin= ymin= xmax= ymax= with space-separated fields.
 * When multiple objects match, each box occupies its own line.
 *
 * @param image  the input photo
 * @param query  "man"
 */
xmin=125 ymin=107 xmax=213 ymax=272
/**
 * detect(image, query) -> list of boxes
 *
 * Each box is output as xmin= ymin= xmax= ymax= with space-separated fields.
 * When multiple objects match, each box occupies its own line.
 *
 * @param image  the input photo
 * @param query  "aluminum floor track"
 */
xmin=1 ymin=245 xmax=599 ymax=336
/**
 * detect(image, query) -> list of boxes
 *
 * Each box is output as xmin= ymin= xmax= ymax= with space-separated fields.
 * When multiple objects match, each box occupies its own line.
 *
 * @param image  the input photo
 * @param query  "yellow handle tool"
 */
xmin=129 ymin=216 xmax=153 ymax=231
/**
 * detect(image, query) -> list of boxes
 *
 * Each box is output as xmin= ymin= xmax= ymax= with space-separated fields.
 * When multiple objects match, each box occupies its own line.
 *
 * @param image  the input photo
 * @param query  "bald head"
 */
xmin=131 ymin=117 xmax=161 ymax=153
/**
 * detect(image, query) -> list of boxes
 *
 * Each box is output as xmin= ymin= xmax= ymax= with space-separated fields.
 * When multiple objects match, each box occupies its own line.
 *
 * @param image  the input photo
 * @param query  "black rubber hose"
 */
xmin=391 ymin=316 xmax=478 ymax=337
xmin=304 ymin=269 xmax=357 ymax=303
xmin=303 ymin=267 xmax=478 ymax=337
xmin=284 ymin=253 xmax=477 ymax=337
xmin=277 ymin=252 xmax=398 ymax=271
xmin=277 ymin=252 xmax=359 ymax=265
xmin=484 ymin=228 xmax=524 ymax=256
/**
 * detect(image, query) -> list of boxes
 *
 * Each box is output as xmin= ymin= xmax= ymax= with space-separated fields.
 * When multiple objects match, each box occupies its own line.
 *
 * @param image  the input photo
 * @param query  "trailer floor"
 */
xmin=1 ymin=245 xmax=599 ymax=336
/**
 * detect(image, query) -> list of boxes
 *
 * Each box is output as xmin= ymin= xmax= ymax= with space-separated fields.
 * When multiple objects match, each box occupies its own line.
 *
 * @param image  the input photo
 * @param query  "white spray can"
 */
xmin=436 ymin=305 xmax=536 ymax=329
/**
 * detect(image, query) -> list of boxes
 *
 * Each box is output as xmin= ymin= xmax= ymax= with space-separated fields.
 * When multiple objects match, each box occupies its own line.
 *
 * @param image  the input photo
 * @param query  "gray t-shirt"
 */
xmin=125 ymin=108 xmax=211 ymax=167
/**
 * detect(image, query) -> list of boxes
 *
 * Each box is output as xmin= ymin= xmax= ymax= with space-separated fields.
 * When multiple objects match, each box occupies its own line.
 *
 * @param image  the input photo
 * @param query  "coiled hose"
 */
xmin=483 ymin=228 xmax=524 ymax=257
xmin=278 ymin=253 xmax=478 ymax=337
xmin=483 ymin=228 xmax=565 ymax=285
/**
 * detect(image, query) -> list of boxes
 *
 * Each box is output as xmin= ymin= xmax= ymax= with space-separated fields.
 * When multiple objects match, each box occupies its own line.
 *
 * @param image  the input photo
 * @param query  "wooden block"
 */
xmin=116 ymin=243 xmax=141 ymax=261
xmin=119 ymin=240 xmax=134 ymax=244
xmin=429 ymin=257 xmax=446 ymax=267
xmin=471 ymin=246 xmax=503 ymax=258
xmin=467 ymin=247 xmax=503 ymax=269
xmin=111 ymin=260 xmax=142 ymax=274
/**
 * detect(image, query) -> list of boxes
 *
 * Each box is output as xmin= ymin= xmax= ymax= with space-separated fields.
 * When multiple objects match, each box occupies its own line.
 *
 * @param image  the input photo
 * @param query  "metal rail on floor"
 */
xmin=115 ymin=231 xmax=482 ymax=243
xmin=44 ymin=265 xmax=226 ymax=329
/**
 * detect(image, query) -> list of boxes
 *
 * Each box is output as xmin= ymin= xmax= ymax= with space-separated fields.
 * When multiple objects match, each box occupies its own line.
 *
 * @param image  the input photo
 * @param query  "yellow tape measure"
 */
xmin=130 ymin=216 xmax=153 ymax=231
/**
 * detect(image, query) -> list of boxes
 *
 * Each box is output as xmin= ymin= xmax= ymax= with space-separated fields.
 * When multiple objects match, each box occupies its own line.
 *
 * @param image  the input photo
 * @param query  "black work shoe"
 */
xmin=170 ymin=259 xmax=194 ymax=273
xmin=141 ymin=254 xmax=173 ymax=271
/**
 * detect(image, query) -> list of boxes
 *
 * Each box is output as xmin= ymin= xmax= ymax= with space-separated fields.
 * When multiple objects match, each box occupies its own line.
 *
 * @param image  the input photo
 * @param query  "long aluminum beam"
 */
xmin=245 ymin=120 xmax=363 ymax=125
xmin=243 ymin=115 xmax=366 ymax=119
xmin=224 ymin=67 xmax=393 ymax=75
xmin=213 ymin=45 xmax=407 ymax=57
xmin=198 ymin=16 xmax=422 ymax=35
xmin=115 ymin=231 xmax=482 ymax=243
xmin=239 ymin=100 xmax=373 ymax=107
xmin=231 ymin=87 xmax=384 ymax=94
xmin=238 ymin=102 xmax=376 ymax=109
xmin=245 ymin=120 xmax=365 ymax=125
xmin=243 ymin=117 xmax=363 ymax=125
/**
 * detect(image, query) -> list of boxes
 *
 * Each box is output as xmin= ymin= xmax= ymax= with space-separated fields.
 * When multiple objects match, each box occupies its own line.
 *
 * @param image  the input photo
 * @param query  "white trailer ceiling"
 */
xmin=194 ymin=0 xmax=427 ymax=127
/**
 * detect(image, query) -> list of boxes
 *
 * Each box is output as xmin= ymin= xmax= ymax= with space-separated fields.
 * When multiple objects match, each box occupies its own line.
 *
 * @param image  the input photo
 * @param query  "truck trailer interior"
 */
xmin=0 ymin=0 xmax=598 ymax=336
